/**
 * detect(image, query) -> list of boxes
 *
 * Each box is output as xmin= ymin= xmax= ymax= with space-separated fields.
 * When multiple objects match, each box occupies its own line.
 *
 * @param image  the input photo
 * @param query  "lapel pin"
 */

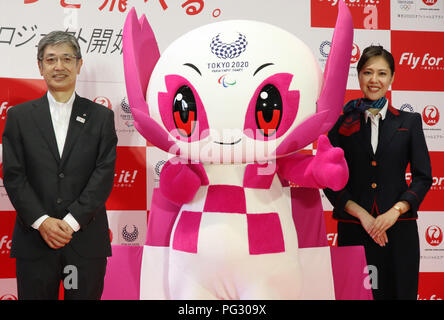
xmin=76 ymin=116 xmax=86 ymax=124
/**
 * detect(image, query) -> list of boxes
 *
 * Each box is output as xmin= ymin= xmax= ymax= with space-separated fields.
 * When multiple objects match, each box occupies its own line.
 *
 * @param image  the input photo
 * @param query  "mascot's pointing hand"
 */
xmin=311 ymin=135 xmax=348 ymax=191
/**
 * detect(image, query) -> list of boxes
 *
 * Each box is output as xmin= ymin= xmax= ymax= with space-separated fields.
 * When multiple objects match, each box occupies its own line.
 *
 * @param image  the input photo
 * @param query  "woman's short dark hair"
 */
xmin=357 ymin=45 xmax=395 ymax=76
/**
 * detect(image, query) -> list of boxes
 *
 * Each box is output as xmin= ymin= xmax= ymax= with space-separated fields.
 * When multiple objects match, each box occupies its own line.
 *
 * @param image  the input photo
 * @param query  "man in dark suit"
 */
xmin=2 ymin=31 xmax=117 ymax=299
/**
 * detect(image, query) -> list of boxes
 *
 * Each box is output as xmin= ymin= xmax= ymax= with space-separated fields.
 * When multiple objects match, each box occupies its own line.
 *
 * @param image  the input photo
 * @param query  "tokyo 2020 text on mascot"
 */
xmin=123 ymin=1 xmax=354 ymax=299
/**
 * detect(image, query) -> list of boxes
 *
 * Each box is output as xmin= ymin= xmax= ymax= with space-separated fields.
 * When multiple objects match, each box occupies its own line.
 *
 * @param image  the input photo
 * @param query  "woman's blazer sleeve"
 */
xmin=399 ymin=112 xmax=432 ymax=212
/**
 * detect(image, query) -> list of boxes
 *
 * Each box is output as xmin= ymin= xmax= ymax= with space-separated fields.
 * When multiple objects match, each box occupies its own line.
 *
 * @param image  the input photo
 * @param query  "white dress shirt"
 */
xmin=31 ymin=91 xmax=80 ymax=232
xmin=364 ymin=100 xmax=388 ymax=154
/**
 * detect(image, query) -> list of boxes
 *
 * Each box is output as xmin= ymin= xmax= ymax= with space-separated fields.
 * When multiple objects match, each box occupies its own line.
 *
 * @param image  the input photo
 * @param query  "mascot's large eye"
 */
xmin=244 ymin=73 xmax=299 ymax=141
xmin=173 ymin=86 xmax=197 ymax=137
xmin=255 ymin=84 xmax=282 ymax=136
xmin=159 ymin=75 xmax=210 ymax=142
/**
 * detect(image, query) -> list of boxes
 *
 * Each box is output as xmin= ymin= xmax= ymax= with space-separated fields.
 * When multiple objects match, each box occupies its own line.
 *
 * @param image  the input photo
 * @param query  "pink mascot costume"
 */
xmin=116 ymin=1 xmax=370 ymax=299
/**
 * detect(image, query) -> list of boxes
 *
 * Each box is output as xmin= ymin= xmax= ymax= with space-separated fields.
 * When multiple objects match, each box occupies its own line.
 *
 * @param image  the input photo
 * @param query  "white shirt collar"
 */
xmin=364 ymin=100 xmax=388 ymax=123
xmin=46 ymin=91 xmax=75 ymax=157
xmin=47 ymin=91 xmax=76 ymax=108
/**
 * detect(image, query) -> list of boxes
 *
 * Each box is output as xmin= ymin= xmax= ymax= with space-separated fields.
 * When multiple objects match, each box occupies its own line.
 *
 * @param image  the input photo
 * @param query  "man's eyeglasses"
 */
xmin=40 ymin=54 xmax=78 ymax=66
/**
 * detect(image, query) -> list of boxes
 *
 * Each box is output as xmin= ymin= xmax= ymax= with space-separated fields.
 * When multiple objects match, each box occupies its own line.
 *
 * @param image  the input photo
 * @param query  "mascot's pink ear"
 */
xmin=123 ymin=8 xmax=179 ymax=154
xmin=275 ymin=1 xmax=353 ymax=157
xmin=316 ymin=0 xmax=354 ymax=134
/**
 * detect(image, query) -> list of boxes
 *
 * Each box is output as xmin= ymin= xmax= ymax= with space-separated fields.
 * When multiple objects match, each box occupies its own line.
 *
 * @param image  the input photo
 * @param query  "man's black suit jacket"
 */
xmin=324 ymin=104 xmax=432 ymax=223
xmin=2 ymin=93 xmax=117 ymax=259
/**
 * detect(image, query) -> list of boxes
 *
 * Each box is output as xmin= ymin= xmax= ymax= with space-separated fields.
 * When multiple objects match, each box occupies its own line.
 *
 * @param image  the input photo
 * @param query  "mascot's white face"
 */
xmin=146 ymin=20 xmax=322 ymax=163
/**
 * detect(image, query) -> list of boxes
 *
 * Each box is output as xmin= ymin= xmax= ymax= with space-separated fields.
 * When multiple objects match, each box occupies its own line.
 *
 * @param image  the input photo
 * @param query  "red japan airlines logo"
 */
xmin=426 ymin=225 xmax=443 ymax=246
xmin=94 ymin=96 xmax=112 ymax=109
xmin=423 ymin=0 xmax=438 ymax=6
xmin=350 ymin=43 xmax=361 ymax=64
xmin=422 ymin=105 xmax=440 ymax=126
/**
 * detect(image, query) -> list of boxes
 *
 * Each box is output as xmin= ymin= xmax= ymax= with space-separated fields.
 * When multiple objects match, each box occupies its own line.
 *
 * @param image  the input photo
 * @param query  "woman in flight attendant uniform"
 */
xmin=323 ymin=45 xmax=432 ymax=300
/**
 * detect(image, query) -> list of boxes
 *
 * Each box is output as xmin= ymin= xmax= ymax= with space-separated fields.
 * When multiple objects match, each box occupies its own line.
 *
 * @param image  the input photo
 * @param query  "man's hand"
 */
xmin=38 ymin=217 xmax=73 ymax=249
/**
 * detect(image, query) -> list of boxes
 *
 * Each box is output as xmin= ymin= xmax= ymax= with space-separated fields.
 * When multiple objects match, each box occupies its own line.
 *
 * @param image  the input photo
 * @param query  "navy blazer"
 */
xmin=323 ymin=104 xmax=432 ymax=223
xmin=2 ymin=93 xmax=117 ymax=259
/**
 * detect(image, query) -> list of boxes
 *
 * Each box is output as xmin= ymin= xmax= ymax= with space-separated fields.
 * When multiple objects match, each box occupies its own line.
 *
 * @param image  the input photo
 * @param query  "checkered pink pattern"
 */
xmin=172 ymin=166 xmax=290 ymax=255
xmin=172 ymin=179 xmax=286 ymax=255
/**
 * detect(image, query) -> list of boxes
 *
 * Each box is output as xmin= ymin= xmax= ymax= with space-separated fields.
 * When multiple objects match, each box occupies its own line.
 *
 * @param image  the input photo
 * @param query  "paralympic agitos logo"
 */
xmin=218 ymin=74 xmax=237 ymax=87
